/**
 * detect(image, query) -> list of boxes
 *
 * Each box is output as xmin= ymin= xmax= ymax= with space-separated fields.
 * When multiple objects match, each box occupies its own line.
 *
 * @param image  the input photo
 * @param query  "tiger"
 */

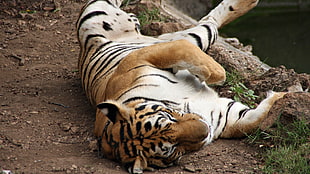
xmin=76 ymin=0 xmax=286 ymax=173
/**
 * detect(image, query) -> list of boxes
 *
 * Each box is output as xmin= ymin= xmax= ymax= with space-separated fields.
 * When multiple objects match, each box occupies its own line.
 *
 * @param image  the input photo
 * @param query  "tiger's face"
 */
xmin=96 ymin=100 xmax=210 ymax=173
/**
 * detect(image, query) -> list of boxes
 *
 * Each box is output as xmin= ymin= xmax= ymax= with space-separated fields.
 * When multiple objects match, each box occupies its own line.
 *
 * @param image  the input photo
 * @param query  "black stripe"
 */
xmin=91 ymin=46 xmax=127 ymax=72
xmin=127 ymin=123 xmax=133 ymax=139
xmin=131 ymin=141 xmax=137 ymax=156
xmin=102 ymin=21 xmax=113 ymax=31
xmin=94 ymin=41 xmax=114 ymax=55
xmin=82 ymin=41 xmax=112 ymax=84
xmin=117 ymin=84 xmax=159 ymax=100
xmin=127 ymin=65 xmax=157 ymax=72
xmin=135 ymin=105 xmax=146 ymax=111
xmin=201 ymin=24 xmax=212 ymax=50
xmin=77 ymin=0 xmax=118 ymax=30
xmin=123 ymin=96 xmax=180 ymax=106
xmin=238 ymin=109 xmax=251 ymax=120
xmin=188 ymin=33 xmax=203 ymax=50
xmin=151 ymin=104 xmax=160 ymax=110
xmin=120 ymin=121 xmax=125 ymax=142
xmin=134 ymin=74 xmax=177 ymax=84
xmin=90 ymin=42 xmax=133 ymax=61
xmin=210 ymin=111 xmax=214 ymax=125
xmin=92 ymin=45 xmax=139 ymax=75
xmin=158 ymin=141 xmax=163 ymax=149
xmin=84 ymin=53 xmax=106 ymax=90
xmin=104 ymin=0 xmax=114 ymax=6
xmin=104 ymin=120 xmax=111 ymax=138
xmin=90 ymin=46 xmax=142 ymax=84
xmin=136 ymin=121 xmax=142 ymax=133
xmin=150 ymin=142 xmax=156 ymax=152
xmin=78 ymin=11 xmax=108 ymax=31
xmin=139 ymin=111 xmax=160 ymax=119
xmin=88 ymin=43 xmax=129 ymax=63
xmin=144 ymin=121 xmax=152 ymax=132
xmin=84 ymin=34 xmax=106 ymax=52
xmin=154 ymin=117 xmax=162 ymax=129
xmin=79 ymin=44 xmax=93 ymax=73
xmin=123 ymin=141 xmax=131 ymax=157
xmin=142 ymin=146 xmax=150 ymax=153
xmin=97 ymin=57 xmax=122 ymax=78
xmin=220 ymin=101 xmax=236 ymax=135
xmin=85 ymin=34 xmax=106 ymax=44
xmin=215 ymin=112 xmax=223 ymax=130
xmin=83 ymin=42 xmax=114 ymax=90
xmin=184 ymin=102 xmax=190 ymax=113
xmin=159 ymin=137 xmax=167 ymax=141
xmin=87 ymin=45 xmax=140 ymax=90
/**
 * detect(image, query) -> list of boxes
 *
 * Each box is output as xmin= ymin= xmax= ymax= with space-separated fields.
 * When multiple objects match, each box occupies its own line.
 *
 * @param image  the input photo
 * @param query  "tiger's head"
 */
xmin=95 ymin=100 xmax=210 ymax=174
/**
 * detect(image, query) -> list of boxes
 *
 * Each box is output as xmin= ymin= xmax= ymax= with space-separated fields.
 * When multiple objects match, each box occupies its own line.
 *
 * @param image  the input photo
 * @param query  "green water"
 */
xmin=220 ymin=10 xmax=310 ymax=73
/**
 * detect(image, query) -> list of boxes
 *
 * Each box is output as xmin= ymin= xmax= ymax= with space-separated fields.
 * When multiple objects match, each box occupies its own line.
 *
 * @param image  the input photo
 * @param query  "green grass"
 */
xmin=263 ymin=144 xmax=310 ymax=174
xmin=246 ymin=118 xmax=310 ymax=174
xmin=225 ymin=71 xmax=258 ymax=108
xmin=121 ymin=0 xmax=135 ymax=7
xmin=137 ymin=7 xmax=167 ymax=27
xmin=226 ymin=70 xmax=309 ymax=173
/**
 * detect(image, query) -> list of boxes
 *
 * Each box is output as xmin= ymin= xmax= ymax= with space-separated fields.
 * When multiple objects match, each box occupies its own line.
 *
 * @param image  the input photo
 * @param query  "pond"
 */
xmin=220 ymin=9 xmax=310 ymax=74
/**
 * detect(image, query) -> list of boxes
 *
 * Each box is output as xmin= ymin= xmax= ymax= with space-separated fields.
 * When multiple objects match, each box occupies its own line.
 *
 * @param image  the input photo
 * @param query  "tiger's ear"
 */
xmin=97 ymin=101 xmax=129 ymax=123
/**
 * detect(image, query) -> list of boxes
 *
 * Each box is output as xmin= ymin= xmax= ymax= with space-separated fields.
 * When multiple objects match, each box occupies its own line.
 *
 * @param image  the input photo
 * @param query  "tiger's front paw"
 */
xmin=189 ymin=65 xmax=211 ymax=83
xmin=198 ymin=54 xmax=226 ymax=85
xmin=198 ymin=65 xmax=226 ymax=85
xmin=205 ymin=66 xmax=226 ymax=85
xmin=189 ymin=64 xmax=226 ymax=85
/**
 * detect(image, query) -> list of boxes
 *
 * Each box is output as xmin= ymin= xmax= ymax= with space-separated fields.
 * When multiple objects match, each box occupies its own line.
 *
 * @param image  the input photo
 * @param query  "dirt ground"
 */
xmin=0 ymin=1 xmax=308 ymax=174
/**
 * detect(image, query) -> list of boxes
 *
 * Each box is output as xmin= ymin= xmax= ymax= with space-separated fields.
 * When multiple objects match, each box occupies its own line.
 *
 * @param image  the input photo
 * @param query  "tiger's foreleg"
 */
xmin=220 ymin=91 xmax=286 ymax=138
xmin=118 ymin=40 xmax=226 ymax=85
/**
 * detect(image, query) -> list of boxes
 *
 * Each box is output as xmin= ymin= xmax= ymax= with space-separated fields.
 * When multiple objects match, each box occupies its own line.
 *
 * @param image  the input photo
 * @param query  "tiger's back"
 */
xmin=77 ymin=0 xmax=286 ymax=173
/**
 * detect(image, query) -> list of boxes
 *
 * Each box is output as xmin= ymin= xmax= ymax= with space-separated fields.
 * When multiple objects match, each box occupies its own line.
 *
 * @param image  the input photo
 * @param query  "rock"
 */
xmin=183 ymin=164 xmax=196 ymax=173
xmin=71 ymin=164 xmax=78 ymax=170
xmin=34 ymin=24 xmax=46 ymax=30
xmin=59 ymin=123 xmax=72 ymax=131
xmin=261 ymin=92 xmax=310 ymax=130
xmin=70 ymin=126 xmax=79 ymax=134
xmin=141 ymin=22 xmax=187 ymax=36
xmin=247 ymin=66 xmax=310 ymax=95
xmin=88 ymin=140 xmax=98 ymax=152
xmin=17 ymin=13 xmax=35 ymax=20
xmin=208 ymin=38 xmax=270 ymax=78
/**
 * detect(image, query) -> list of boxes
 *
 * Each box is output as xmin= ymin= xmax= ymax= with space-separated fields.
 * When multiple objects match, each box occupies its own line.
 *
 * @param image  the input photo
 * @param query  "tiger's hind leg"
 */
xmin=200 ymin=0 xmax=259 ymax=28
xmin=157 ymin=0 xmax=259 ymax=51
xmin=219 ymin=91 xmax=287 ymax=138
